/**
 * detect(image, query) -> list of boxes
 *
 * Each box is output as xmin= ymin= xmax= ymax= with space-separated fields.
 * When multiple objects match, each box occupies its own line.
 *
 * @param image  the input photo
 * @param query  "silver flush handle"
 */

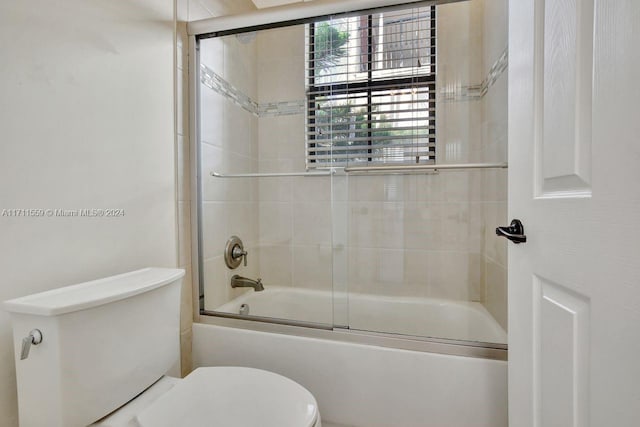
xmin=20 ymin=329 xmax=43 ymax=360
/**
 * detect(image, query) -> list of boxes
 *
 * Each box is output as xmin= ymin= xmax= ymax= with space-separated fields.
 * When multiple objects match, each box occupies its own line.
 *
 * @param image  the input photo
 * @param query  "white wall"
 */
xmin=0 ymin=1 xmax=177 ymax=425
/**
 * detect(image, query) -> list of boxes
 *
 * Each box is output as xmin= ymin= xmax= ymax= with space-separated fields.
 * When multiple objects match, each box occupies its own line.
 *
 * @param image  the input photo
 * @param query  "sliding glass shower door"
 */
xmin=198 ymin=26 xmax=340 ymax=328
xmin=196 ymin=0 xmax=509 ymax=348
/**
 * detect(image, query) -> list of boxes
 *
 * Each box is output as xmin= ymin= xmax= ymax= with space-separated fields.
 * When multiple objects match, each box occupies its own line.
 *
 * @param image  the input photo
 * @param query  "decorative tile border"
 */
xmin=202 ymin=47 xmax=508 ymax=112
xmin=200 ymin=63 xmax=259 ymax=115
xmin=258 ymin=100 xmax=307 ymax=117
xmin=200 ymin=63 xmax=305 ymax=117
xmin=438 ymin=47 xmax=508 ymax=102
xmin=481 ymin=47 xmax=509 ymax=96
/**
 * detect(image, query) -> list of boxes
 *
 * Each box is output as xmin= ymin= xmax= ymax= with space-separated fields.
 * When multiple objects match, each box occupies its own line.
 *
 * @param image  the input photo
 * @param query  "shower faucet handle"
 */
xmin=232 ymin=245 xmax=248 ymax=266
xmin=225 ymin=236 xmax=248 ymax=269
xmin=20 ymin=329 xmax=43 ymax=360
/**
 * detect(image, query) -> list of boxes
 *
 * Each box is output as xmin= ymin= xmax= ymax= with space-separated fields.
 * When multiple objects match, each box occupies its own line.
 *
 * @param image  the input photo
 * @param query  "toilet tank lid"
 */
xmin=3 ymin=268 xmax=185 ymax=316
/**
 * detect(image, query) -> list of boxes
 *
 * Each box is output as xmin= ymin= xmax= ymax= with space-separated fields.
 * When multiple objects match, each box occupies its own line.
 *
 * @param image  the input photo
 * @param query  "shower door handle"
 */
xmin=496 ymin=219 xmax=527 ymax=244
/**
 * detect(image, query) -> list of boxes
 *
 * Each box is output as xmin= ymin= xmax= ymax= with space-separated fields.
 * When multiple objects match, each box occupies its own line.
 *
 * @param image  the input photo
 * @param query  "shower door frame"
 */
xmin=188 ymin=0 xmax=508 ymax=361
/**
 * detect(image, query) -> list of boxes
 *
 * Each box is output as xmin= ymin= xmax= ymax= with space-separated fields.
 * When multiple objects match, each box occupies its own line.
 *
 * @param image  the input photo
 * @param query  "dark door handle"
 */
xmin=496 ymin=219 xmax=527 ymax=244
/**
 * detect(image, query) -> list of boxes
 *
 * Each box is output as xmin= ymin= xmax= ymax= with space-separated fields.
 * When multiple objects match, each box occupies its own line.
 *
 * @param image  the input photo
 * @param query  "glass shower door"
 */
xmin=198 ymin=26 xmax=338 ymax=329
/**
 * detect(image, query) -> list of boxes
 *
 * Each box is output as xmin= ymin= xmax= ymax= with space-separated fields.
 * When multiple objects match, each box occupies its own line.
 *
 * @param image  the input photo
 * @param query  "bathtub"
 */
xmin=215 ymin=286 xmax=507 ymax=344
xmin=195 ymin=287 xmax=508 ymax=427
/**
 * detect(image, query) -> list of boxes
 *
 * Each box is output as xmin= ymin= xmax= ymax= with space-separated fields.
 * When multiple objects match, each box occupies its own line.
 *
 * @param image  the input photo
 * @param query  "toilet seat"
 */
xmin=135 ymin=367 xmax=319 ymax=427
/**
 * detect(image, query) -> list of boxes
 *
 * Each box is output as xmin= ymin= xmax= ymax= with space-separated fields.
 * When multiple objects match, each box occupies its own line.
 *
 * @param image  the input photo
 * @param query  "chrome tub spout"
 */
xmin=230 ymin=275 xmax=264 ymax=292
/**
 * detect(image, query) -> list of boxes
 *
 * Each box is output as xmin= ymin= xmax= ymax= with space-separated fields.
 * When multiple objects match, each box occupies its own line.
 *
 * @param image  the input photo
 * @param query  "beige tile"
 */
xmin=259 ymin=202 xmax=292 ymax=245
xmin=331 ymin=201 xmax=349 ymax=248
xmin=348 ymin=248 xmax=412 ymax=297
xmin=178 ymin=202 xmax=192 ymax=267
xmin=257 ymin=57 xmax=306 ymax=101
xmin=427 ymin=251 xmax=471 ymax=300
xmin=292 ymin=202 xmax=332 ymax=246
xmin=200 ymin=88 xmax=226 ymax=147
xmin=201 ymin=202 xmax=228 ymax=260
xmin=256 ymin=25 xmax=305 ymax=64
xmin=331 ymin=175 xmax=349 ymax=202
xmin=413 ymin=173 xmax=445 ymax=202
xmin=202 ymin=256 xmax=232 ymax=310
xmin=292 ymin=245 xmax=332 ymax=290
xmin=347 ymin=247 xmax=380 ymax=293
xmin=484 ymin=258 xmax=508 ymax=331
xmin=349 ymin=202 xmax=405 ymax=250
xmin=180 ymin=329 xmax=193 ymax=378
xmin=227 ymin=201 xmax=258 ymax=246
xmin=258 ymin=158 xmax=293 ymax=174
xmin=258 ymin=115 xmax=306 ymax=162
xmin=180 ymin=266 xmax=193 ymax=332
xmin=442 ymin=171 xmax=470 ymax=202
xmin=495 ymin=202 xmax=508 ymax=266
xmin=467 ymin=252 xmax=484 ymax=302
xmin=259 ymin=176 xmax=293 ymax=202
xmin=224 ymin=151 xmax=257 ymax=202
xmin=348 ymin=175 xmax=386 ymax=201
xmin=257 ymin=245 xmax=292 ymax=286
xmin=403 ymin=202 xmax=443 ymax=250
xmin=377 ymin=249 xmax=406 ymax=287
xmin=222 ymin=103 xmax=255 ymax=157
xmin=483 ymin=202 xmax=508 ymax=267
xmin=176 ymin=23 xmax=188 ymax=68
xmin=467 ymin=202 xmax=485 ymax=254
xmin=228 ymin=36 xmax=258 ymax=99
xmin=201 ymin=143 xmax=226 ymax=202
xmin=403 ymin=249 xmax=430 ymax=287
xmin=292 ymin=176 xmax=331 ymax=202
xmin=177 ymin=135 xmax=190 ymax=202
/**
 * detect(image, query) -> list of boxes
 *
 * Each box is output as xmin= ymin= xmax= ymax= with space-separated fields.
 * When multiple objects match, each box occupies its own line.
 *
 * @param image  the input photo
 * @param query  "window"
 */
xmin=306 ymin=6 xmax=436 ymax=169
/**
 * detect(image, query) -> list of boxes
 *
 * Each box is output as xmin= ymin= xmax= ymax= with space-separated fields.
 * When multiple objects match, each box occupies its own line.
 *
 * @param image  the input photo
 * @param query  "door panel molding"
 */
xmin=533 ymin=275 xmax=590 ymax=427
xmin=534 ymin=0 xmax=594 ymax=198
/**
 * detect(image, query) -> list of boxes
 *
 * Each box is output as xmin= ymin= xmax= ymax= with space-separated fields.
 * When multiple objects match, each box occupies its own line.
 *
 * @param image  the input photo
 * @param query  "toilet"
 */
xmin=3 ymin=268 xmax=321 ymax=427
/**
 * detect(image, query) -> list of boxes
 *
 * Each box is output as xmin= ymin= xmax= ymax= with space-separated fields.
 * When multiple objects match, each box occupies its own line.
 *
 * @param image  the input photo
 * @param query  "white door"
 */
xmin=508 ymin=1 xmax=640 ymax=426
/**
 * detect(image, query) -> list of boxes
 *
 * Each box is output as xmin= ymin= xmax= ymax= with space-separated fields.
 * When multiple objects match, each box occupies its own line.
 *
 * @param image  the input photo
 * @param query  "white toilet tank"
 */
xmin=3 ymin=268 xmax=185 ymax=427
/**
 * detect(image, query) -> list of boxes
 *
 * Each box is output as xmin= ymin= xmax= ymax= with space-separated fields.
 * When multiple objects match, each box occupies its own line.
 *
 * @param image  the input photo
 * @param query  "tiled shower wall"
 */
xmin=480 ymin=0 xmax=509 ymax=330
xmin=347 ymin=0 xmax=487 ymax=300
xmin=175 ymin=0 xmax=258 ymax=375
xmin=255 ymin=25 xmax=334 ymax=291
xmin=253 ymin=0 xmax=508 ymax=307
xmin=200 ymin=35 xmax=261 ymax=309
xmin=189 ymin=0 xmax=508 ymax=331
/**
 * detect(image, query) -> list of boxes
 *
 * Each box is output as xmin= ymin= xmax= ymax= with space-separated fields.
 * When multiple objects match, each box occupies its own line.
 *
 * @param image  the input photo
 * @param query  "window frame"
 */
xmin=306 ymin=6 xmax=437 ymax=168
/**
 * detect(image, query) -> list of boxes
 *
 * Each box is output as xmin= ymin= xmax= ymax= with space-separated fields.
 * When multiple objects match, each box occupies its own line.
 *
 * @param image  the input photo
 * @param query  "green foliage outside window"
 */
xmin=313 ymin=23 xmax=349 ymax=72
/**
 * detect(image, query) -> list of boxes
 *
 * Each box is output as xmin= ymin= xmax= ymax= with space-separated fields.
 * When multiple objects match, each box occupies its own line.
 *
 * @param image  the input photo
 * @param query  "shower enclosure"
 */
xmin=194 ymin=0 xmax=508 ymax=355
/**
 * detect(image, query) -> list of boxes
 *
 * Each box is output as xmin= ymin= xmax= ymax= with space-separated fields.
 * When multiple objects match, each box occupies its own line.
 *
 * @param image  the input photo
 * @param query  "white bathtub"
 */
xmin=193 ymin=322 xmax=508 ymax=427
xmin=216 ymin=286 xmax=507 ymax=344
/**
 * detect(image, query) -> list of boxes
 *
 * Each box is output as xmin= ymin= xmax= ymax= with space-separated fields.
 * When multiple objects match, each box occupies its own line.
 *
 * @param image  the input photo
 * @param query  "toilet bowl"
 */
xmin=95 ymin=367 xmax=321 ymax=427
xmin=3 ymin=268 xmax=321 ymax=427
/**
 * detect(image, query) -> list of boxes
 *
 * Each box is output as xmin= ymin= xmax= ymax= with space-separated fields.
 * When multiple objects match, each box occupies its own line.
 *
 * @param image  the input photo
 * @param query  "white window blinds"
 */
xmin=306 ymin=6 xmax=436 ymax=169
